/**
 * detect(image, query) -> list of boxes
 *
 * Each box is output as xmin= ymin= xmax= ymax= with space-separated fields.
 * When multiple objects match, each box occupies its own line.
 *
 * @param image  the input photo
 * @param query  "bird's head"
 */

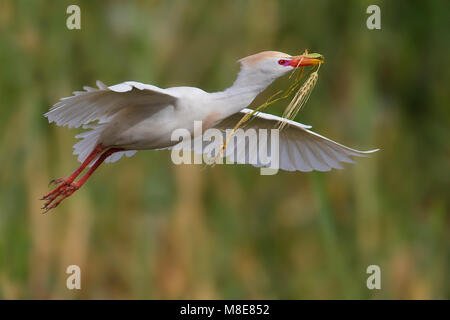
xmin=238 ymin=51 xmax=323 ymax=81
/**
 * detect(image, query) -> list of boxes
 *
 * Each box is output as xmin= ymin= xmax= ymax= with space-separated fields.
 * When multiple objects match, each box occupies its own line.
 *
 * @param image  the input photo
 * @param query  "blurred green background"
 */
xmin=0 ymin=0 xmax=449 ymax=299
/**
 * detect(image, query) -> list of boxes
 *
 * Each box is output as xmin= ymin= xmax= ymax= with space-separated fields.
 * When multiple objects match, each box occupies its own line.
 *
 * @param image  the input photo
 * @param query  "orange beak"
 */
xmin=288 ymin=54 xmax=324 ymax=67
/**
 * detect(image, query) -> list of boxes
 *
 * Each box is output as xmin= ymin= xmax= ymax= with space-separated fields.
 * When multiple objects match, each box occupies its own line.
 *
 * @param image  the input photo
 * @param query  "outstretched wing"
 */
xmin=45 ymin=80 xmax=179 ymax=128
xmin=212 ymin=109 xmax=378 ymax=172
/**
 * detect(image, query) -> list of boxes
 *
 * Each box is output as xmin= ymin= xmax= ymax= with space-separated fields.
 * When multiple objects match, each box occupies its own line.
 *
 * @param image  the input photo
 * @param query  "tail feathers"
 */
xmin=73 ymin=124 xmax=105 ymax=164
xmin=73 ymin=124 xmax=137 ymax=167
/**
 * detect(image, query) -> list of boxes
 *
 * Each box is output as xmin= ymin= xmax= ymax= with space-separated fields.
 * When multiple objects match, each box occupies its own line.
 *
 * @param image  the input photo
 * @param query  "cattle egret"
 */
xmin=42 ymin=51 xmax=378 ymax=212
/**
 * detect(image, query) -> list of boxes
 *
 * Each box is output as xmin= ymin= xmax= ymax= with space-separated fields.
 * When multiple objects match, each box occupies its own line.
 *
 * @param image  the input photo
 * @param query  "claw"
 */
xmin=41 ymin=182 xmax=79 ymax=212
xmin=42 ymin=178 xmax=71 ymax=200
xmin=48 ymin=178 xmax=65 ymax=187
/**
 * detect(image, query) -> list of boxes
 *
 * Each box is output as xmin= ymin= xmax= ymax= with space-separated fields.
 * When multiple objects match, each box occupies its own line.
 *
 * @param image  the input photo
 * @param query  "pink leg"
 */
xmin=42 ymin=144 xmax=105 ymax=201
xmin=42 ymin=147 xmax=123 ymax=212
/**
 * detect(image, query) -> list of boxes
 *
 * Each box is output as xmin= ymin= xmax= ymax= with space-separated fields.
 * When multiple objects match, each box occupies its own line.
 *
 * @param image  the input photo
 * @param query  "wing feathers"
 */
xmin=212 ymin=109 xmax=378 ymax=172
xmin=45 ymin=81 xmax=178 ymax=128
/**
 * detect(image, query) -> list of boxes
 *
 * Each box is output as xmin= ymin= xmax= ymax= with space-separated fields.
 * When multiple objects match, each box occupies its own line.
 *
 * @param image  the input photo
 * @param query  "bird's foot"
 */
xmin=41 ymin=181 xmax=80 ymax=213
xmin=42 ymin=177 xmax=74 ymax=200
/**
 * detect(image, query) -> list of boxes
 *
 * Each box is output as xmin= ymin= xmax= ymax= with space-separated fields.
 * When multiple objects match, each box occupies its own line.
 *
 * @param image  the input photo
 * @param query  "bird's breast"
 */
xmin=202 ymin=111 xmax=223 ymax=131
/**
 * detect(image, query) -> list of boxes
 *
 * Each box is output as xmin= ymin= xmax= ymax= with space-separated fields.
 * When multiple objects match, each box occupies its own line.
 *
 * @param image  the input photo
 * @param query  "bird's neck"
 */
xmin=209 ymin=67 xmax=277 ymax=118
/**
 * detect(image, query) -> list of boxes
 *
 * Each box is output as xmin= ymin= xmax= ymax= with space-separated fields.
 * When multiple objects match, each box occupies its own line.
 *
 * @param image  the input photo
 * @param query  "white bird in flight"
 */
xmin=42 ymin=51 xmax=378 ymax=211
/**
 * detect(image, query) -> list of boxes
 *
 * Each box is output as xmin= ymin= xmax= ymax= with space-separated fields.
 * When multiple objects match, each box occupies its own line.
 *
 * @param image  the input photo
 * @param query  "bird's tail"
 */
xmin=73 ymin=124 xmax=137 ymax=166
xmin=73 ymin=124 xmax=106 ymax=164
